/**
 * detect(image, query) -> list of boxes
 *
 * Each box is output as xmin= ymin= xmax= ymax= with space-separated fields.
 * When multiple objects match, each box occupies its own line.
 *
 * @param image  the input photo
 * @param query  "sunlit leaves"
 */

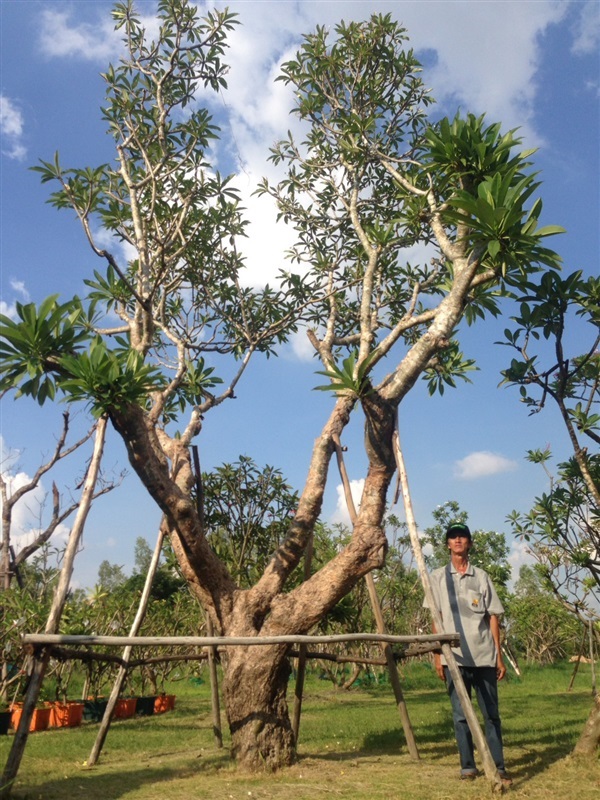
xmin=425 ymin=113 xmax=564 ymax=280
xmin=425 ymin=113 xmax=528 ymax=185
xmin=0 ymin=297 xmax=89 ymax=403
xmin=58 ymin=337 xmax=164 ymax=417
xmin=84 ymin=264 xmax=134 ymax=314
xmin=444 ymin=169 xmax=564 ymax=277
xmin=314 ymin=351 xmax=376 ymax=398
xmin=423 ymin=340 xmax=478 ymax=396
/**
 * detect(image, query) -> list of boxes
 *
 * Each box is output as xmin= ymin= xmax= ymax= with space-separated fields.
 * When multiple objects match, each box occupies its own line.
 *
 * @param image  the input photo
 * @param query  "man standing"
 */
xmin=428 ymin=522 xmax=512 ymax=785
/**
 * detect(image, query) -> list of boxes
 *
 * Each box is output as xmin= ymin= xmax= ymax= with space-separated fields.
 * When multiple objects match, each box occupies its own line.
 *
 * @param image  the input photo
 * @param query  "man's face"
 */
xmin=447 ymin=533 xmax=471 ymax=557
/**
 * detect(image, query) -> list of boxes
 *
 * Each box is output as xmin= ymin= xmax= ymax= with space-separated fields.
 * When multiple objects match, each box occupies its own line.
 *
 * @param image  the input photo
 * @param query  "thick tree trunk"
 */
xmin=221 ymin=645 xmax=295 ymax=770
xmin=573 ymin=694 xmax=600 ymax=756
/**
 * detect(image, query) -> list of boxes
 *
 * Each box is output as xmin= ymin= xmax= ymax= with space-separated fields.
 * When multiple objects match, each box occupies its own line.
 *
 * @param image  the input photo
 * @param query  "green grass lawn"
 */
xmin=1 ymin=662 xmax=598 ymax=799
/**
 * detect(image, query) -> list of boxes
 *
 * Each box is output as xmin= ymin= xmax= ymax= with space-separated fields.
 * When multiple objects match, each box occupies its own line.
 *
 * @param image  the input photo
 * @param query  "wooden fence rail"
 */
xmin=23 ymin=632 xmax=458 ymax=648
xmin=29 ymin=636 xmax=458 ymax=671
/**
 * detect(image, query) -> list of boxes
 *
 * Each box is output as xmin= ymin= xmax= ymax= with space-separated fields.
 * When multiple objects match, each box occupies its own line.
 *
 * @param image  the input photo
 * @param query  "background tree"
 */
xmin=0 ymin=2 xmax=563 ymax=770
xmin=203 ymin=456 xmax=299 ymax=587
xmin=506 ymin=564 xmax=583 ymax=664
xmin=376 ymin=515 xmax=426 ymax=638
xmin=97 ymin=560 xmax=128 ymax=592
xmin=133 ymin=537 xmax=153 ymax=576
xmin=124 ymin=537 xmax=188 ymax=600
xmin=502 ymin=270 xmax=599 ymax=752
xmin=510 ymin=450 xmax=600 ymax=626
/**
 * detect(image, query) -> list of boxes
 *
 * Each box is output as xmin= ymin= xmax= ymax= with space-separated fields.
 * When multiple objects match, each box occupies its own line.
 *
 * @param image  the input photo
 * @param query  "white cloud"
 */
xmin=395 ymin=0 xmax=567 ymax=142
xmin=288 ymin=328 xmax=316 ymax=362
xmin=0 ymin=300 xmax=18 ymax=320
xmin=233 ymin=176 xmax=298 ymax=289
xmin=0 ymin=95 xmax=26 ymax=159
xmin=331 ymin=478 xmax=364 ymax=526
xmin=0 ymin=280 xmax=31 ymax=320
xmin=508 ymin=536 xmax=535 ymax=586
xmin=38 ymin=8 xmax=124 ymax=61
xmin=571 ymin=0 xmax=600 ymax=55
xmin=453 ymin=451 xmax=518 ymax=480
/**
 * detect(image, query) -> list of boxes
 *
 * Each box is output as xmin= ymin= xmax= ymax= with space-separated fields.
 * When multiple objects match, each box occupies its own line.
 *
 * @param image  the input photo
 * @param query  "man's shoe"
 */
xmin=498 ymin=770 xmax=513 ymax=787
xmin=460 ymin=770 xmax=480 ymax=780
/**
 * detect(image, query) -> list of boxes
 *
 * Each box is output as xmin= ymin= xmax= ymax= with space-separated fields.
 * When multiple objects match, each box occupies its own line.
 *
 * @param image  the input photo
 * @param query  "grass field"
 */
xmin=1 ymin=662 xmax=598 ymax=799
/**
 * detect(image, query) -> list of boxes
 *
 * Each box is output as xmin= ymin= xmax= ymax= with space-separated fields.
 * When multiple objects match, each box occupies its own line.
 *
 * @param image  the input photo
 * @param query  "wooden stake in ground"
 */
xmin=1 ymin=416 xmax=108 ymax=800
xmin=332 ymin=434 xmax=420 ymax=761
xmin=392 ymin=419 xmax=505 ymax=793
xmin=87 ymin=524 xmax=166 ymax=766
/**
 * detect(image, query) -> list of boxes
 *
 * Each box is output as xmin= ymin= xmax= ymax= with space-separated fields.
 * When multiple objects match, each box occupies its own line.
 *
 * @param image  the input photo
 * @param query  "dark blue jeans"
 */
xmin=444 ymin=666 xmax=505 ymax=775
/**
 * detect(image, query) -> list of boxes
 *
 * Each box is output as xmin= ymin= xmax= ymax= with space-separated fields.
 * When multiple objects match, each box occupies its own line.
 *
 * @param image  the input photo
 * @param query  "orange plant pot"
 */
xmin=49 ymin=701 xmax=84 ymax=728
xmin=154 ymin=694 xmax=169 ymax=714
xmin=10 ymin=704 xmax=51 ymax=733
xmin=165 ymin=694 xmax=176 ymax=711
xmin=113 ymin=697 xmax=137 ymax=719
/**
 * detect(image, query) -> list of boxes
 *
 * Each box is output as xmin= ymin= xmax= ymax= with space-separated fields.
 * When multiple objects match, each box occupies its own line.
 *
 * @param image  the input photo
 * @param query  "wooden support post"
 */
xmin=292 ymin=530 xmax=314 ymax=743
xmin=191 ymin=445 xmax=222 ymax=747
xmin=1 ymin=417 xmax=108 ymax=800
xmin=206 ymin=615 xmax=223 ymax=748
xmin=393 ymin=419 xmax=504 ymax=792
xmin=87 ymin=525 xmax=166 ymax=766
xmin=568 ymin=626 xmax=589 ymax=691
xmin=590 ymin=618 xmax=597 ymax=696
xmin=332 ymin=434 xmax=420 ymax=761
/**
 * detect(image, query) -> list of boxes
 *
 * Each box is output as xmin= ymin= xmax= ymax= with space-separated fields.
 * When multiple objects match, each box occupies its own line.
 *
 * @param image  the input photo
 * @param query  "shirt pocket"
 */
xmin=467 ymin=590 xmax=485 ymax=613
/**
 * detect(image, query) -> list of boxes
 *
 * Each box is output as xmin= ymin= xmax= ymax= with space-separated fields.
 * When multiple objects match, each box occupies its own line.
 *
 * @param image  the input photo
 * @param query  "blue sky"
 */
xmin=1 ymin=0 xmax=599 ymax=590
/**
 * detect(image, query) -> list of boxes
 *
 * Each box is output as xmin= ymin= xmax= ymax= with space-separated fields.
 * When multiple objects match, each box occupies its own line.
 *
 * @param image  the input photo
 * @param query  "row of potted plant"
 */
xmin=82 ymin=693 xmax=176 ymax=722
xmin=0 ymin=693 xmax=176 ymax=734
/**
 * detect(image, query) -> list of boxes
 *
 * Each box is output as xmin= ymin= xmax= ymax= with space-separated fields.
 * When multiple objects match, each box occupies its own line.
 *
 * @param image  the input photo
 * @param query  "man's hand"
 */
xmin=434 ymin=656 xmax=446 ymax=682
xmin=496 ymin=656 xmax=507 ymax=681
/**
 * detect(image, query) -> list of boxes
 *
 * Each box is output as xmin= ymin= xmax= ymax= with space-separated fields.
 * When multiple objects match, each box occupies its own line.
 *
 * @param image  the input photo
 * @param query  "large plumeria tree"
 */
xmin=0 ymin=1 xmax=563 ymax=770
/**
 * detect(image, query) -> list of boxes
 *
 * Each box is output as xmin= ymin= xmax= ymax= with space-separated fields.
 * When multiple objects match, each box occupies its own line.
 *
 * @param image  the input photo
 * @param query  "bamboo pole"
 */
xmin=1 ymin=417 xmax=108 ymax=800
xmin=291 ymin=529 xmax=314 ymax=742
xmin=501 ymin=644 xmax=521 ymax=678
xmin=87 ymin=525 xmax=166 ymax=766
xmin=332 ymin=434 xmax=419 ymax=760
xmin=392 ymin=418 xmax=504 ymax=792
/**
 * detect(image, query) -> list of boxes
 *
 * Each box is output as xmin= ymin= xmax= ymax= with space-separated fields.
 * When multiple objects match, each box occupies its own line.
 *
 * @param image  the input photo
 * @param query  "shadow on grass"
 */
xmin=355 ymin=693 xmax=590 ymax=790
xmin=9 ymin=749 xmax=231 ymax=800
